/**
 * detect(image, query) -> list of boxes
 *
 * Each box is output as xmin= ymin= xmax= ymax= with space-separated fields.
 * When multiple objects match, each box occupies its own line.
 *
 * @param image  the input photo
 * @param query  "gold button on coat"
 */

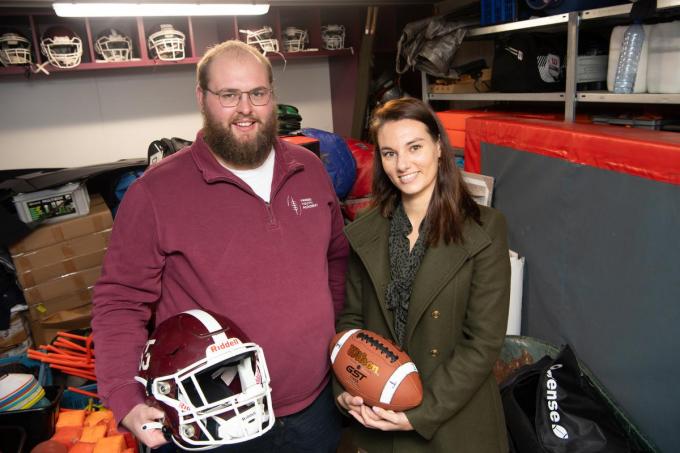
xmin=430 ymin=348 xmax=439 ymax=357
xmin=431 ymin=310 xmax=440 ymax=319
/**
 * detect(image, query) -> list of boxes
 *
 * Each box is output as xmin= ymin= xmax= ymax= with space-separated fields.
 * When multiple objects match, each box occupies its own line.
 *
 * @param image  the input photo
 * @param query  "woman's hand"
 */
xmin=337 ymin=391 xmax=365 ymax=413
xmin=339 ymin=393 xmax=414 ymax=431
xmin=356 ymin=405 xmax=414 ymax=431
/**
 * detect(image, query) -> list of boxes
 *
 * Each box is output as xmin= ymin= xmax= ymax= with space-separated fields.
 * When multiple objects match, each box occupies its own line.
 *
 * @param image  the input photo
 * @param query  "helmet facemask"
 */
xmin=148 ymin=24 xmax=185 ymax=61
xmin=95 ymin=31 xmax=133 ymax=62
xmin=0 ymin=33 xmax=32 ymax=66
xmin=321 ymin=25 xmax=345 ymax=50
xmin=282 ymin=27 xmax=308 ymax=52
xmin=240 ymin=27 xmax=279 ymax=55
xmin=41 ymin=35 xmax=82 ymax=68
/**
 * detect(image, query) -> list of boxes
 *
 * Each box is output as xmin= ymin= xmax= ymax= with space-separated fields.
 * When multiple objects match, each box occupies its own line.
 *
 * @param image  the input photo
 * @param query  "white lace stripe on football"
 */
xmin=380 ymin=362 xmax=418 ymax=405
xmin=330 ymin=329 xmax=360 ymax=364
xmin=184 ymin=309 xmax=229 ymax=345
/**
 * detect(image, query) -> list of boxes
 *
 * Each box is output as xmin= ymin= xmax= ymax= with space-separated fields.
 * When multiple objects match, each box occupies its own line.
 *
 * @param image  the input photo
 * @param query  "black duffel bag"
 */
xmin=500 ymin=344 xmax=642 ymax=453
xmin=491 ymin=32 xmax=566 ymax=92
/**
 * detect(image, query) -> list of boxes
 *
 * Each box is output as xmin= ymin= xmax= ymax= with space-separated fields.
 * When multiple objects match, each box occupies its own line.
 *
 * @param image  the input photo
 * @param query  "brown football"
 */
xmin=329 ymin=328 xmax=423 ymax=411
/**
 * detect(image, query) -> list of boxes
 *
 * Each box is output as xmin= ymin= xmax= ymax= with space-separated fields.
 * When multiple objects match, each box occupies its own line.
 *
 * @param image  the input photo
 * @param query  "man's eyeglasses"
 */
xmin=205 ymin=87 xmax=273 ymax=108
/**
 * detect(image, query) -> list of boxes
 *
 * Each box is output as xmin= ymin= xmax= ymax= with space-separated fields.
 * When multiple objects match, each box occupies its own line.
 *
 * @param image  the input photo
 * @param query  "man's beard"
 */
xmin=203 ymin=108 xmax=278 ymax=168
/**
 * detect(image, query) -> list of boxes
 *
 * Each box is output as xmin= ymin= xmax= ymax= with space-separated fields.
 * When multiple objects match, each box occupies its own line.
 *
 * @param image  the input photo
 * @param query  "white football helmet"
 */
xmin=321 ymin=24 xmax=345 ymax=50
xmin=148 ymin=24 xmax=185 ymax=61
xmin=40 ymin=26 xmax=82 ymax=68
xmin=282 ymin=27 xmax=308 ymax=52
xmin=95 ymin=28 xmax=133 ymax=62
xmin=0 ymin=32 xmax=32 ymax=66
xmin=135 ymin=309 xmax=274 ymax=450
xmin=240 ymin=26 xmax=279 ymax=55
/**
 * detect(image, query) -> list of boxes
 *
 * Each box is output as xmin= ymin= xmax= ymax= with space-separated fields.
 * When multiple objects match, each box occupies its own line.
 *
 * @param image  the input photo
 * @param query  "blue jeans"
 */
xmin=165 ymin=383 xmax=342 ymax=453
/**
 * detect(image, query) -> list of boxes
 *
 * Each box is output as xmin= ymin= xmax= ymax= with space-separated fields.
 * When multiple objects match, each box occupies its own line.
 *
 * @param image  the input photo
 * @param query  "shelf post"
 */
xmin=564 ymin=11 xmax=579 ymax=122
xmin=421 ymin=70 xmax=428 ymax=103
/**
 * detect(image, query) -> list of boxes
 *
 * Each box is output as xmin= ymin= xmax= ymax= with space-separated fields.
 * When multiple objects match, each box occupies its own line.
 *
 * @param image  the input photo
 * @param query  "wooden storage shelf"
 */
xmin=0 ymin=6 xmax=361 ymax=77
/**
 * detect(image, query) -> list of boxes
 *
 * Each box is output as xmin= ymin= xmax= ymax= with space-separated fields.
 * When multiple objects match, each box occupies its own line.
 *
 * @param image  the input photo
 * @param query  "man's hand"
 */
xmin=121 ymin=403 xmax=169 ymax=448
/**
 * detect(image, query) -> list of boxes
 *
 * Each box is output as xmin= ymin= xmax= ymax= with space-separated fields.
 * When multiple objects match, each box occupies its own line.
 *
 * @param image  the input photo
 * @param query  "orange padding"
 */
xmin=464 ymin=117 xmax=680 ymax=185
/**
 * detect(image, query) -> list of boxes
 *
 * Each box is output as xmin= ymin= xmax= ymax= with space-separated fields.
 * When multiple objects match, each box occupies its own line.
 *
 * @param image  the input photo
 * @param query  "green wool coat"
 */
xmin=335 ymin=205 xmax=511 ymax=453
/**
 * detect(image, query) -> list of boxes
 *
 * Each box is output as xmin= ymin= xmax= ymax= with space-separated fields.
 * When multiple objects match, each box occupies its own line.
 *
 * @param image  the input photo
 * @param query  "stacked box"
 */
xmin=9 ymin=194 xmax=112 ymax=345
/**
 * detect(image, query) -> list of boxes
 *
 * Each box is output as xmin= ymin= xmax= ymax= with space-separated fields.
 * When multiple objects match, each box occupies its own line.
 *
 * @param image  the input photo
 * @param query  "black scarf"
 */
xmin=385 ymin=203 xmax=428 ymax=347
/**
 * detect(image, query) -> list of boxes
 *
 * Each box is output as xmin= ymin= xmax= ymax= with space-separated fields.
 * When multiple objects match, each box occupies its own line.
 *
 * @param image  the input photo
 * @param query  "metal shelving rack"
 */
xmin=422 ymin=0 xmax=680 ymax=122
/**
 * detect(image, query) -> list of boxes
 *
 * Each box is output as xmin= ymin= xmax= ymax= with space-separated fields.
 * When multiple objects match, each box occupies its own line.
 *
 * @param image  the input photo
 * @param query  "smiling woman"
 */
xmin=335 ymin=97 xmax=512 ymax=453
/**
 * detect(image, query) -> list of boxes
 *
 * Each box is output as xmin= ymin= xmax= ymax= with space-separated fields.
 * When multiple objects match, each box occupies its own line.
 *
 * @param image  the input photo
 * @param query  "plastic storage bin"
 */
xmin=61 ymin=383 xmax=99 ymax=410
xmin=0 ymin=354 xmax=53 ymax=386
xmin=0 ymin=385 xmax=63 ymax=452
xmin=647 ymin=21 xmax=680 ymax=94
xmin=0 ymin=426 xmax=27 ymax=453
xmin=13 ymin=182 xmax=90 ymax=224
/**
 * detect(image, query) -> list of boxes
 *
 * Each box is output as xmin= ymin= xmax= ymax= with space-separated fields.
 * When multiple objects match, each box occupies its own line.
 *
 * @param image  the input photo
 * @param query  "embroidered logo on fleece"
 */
xmin=287 ymin=195 xmax=318 ymax=216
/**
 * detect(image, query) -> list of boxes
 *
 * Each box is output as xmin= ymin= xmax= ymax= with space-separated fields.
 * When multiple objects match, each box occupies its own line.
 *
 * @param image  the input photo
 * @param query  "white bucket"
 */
xmin=607 ymin=24 xmax=653 ymax=93
xmin=647 ymin=21 xmax=680 ymax=94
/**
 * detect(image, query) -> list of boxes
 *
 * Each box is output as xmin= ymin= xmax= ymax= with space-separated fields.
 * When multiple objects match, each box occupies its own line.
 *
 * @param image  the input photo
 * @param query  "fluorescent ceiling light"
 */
xmin=53 ymin=3 xmax=270 ymax=17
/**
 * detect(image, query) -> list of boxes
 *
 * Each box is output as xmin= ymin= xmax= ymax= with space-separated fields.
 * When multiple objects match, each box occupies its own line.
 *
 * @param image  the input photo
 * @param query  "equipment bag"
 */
xmin=300 ymin=128 xmax=356 ymax=200
xmin=395 ymin=15 xmax=472 ymax=78
xmin=491 ymin=33 xmax=566 ymax=92
xmin=500 ymin=344 xmax=638 ymax=453
xmin=147 ymin=137 xmax=192 ymax=167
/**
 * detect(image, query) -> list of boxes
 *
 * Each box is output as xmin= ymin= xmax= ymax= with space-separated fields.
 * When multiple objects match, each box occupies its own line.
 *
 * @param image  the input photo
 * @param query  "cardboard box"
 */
xmin=28 ymin=288 xmax=93 ymax=322
xmin=12 ymin=229 xmax=111 ymax=275
xmin=22 ymin=266 xmax=101 ymax=306
xmin=17 ymin=249 xmax=107 ymax=289
xmin=28 ymin=305 xmax=92 ymax=346
xmin=10 ymin=194 xmax=112 ymax=255
xmin=429 ymin=68 xmax=492 ymax=94
xmin=576 ymin=55 xmax=607 ymax=83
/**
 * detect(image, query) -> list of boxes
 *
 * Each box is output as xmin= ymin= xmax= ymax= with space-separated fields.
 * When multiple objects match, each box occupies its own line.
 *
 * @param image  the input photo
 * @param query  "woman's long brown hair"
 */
xmin=369 ymin=97 xmax=480 ymax=246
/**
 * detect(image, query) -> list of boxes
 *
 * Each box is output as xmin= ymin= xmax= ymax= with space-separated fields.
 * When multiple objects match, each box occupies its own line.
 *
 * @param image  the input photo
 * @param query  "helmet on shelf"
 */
xmin=321 ymin=24 xmax=345 ymax=50
xmin=95 ymin=28 xmax=133 ymax=62
xmin=40 ymin=25 xmax=83 ymax=68
xmin=147 ymin=23 xmax=185 ymax=61
xmin=282 ymin=27 xmax=308 ymax=52
xmin=0 ymin=31 xmax=33 ymax=66
xmin=239 ymin=26 xmax=279 ymax=55
xmin=135 ymin=309 xmax=275 ymax=450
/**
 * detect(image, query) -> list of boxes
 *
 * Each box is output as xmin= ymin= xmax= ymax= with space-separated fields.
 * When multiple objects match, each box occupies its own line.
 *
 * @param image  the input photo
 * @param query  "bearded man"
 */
xmin=92 ymin=40 xmax=348 ymax=452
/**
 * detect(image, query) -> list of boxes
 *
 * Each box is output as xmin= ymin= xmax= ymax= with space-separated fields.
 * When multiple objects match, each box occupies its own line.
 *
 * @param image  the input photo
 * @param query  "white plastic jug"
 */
xmin=647 ymin=21 xmax=680 ymax=94
xmin=607 ymin=24 xmax=652 ymax=93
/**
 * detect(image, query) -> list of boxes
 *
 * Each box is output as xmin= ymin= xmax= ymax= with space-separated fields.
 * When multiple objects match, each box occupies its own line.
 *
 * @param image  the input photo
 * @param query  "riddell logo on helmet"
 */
xmin=545 ymin=364 xmax=569 ymax=440
xmin=207 ymin=338 xmax=242 ymax=355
